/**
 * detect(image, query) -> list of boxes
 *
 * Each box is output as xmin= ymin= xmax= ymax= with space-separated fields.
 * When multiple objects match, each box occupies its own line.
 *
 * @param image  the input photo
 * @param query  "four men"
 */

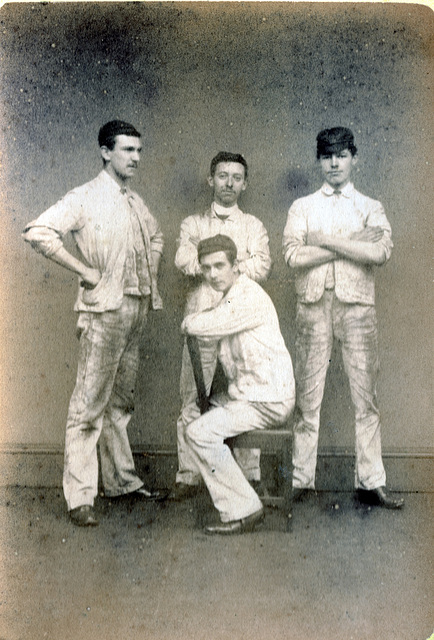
xmin=23 ymin=122 xmax=404 ymax=530
xmin=172 ymin=152 xmax=272 ymax=500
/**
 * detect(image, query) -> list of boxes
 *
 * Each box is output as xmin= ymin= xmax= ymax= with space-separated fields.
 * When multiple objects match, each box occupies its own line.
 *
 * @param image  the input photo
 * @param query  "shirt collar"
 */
xmin=321 ymin=181 xmax=354 ymax=198
xmin=210 ymin=202 xmax=242 ymax=221
xmin=222 ymin=272 xmax=247 ymax=300
xmin=99 ymin=169 xmax=131 ymax=196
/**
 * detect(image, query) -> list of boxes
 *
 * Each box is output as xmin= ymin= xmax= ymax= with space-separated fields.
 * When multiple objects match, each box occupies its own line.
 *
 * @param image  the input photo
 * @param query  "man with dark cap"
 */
xmin=182 ymin=234 xmax=295 ymax=534
xmin=22 ymin=120 xmax=165 ymax=526
xmin=283 ymin=127 xmax=404 ymax=509
xmin=171 ymin=151 xmax=272 ymax=501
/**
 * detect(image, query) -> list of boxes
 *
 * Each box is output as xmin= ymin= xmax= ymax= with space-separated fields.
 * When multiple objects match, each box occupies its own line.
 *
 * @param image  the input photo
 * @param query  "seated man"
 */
xmin=182 ymin=235 xmax=295 ymax=535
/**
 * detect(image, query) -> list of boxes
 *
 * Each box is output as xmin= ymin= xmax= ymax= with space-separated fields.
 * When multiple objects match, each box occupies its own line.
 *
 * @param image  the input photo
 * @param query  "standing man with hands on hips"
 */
xmin=283 ymin=127 xmax=404 ymax=509
xmin=22 ymin=120 xmax=165 ymax=526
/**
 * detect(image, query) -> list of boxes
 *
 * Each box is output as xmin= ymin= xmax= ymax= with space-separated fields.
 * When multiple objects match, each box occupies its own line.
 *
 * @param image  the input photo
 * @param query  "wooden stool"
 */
xmin=226 ymin=424 xmax=293 ymax=530
xmin=186 ymin=336 xmax=293 ymax=530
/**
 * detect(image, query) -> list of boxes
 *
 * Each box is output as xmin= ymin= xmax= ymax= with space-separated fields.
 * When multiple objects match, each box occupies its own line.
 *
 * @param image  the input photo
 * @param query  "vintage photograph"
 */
xmin=0 ymin=2 xmax=432 ymax=639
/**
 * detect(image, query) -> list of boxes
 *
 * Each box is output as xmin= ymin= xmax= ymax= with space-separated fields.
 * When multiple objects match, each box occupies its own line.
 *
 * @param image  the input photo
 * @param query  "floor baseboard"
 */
xmin=1 ymin=446 xmax=432 ymax=492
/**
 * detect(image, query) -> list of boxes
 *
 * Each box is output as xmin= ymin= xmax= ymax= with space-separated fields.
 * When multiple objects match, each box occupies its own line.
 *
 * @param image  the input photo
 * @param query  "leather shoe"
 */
xmin=131 ymin=487 xmax=168 ymax=501
xmin=204 ymin=508 xmax=265 ymax=535
xmin=357 ymin=486 xmax=404 ymax=509
xmin=167 ymin=483 xmax=200 ymax=501
xmin=70 ymin=505 xmax=99 ymax=527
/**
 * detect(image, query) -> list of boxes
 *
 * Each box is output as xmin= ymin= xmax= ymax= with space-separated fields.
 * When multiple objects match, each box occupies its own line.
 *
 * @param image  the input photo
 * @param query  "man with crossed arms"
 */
xmin=283 ymin=127 xmax=404 ymax=509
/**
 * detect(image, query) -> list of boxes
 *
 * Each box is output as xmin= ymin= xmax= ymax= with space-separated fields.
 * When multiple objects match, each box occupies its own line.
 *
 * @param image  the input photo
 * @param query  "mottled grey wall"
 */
xmin=1 ymin=2 xmax=432 ymax=453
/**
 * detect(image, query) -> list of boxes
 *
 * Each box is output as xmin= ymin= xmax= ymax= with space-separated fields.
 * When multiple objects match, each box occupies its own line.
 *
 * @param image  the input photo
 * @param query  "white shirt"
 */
xmin=282 ymin=182 xmax=393 ymax=305
xmin=182 ymin=274 xmax=295 ymax=403
xmin=22 ymin=171 xmax=164 ymax=312
xmin=175 ymin=204 xmax=271 ymax=282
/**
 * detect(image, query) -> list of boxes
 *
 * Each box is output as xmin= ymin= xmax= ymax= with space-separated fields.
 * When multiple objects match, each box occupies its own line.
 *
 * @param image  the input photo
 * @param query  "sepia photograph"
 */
xmin=0 ymin=2 xmax=433 ymax=639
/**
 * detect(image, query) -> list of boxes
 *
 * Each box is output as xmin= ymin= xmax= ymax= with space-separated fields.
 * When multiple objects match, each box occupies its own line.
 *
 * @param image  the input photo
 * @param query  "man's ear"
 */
xmin=100 ymin=146 xmax=111 ymax=163
xmin=351 ymin=154 xmax=358 ymax=167
xmin=207 ymin=175 xmax=214 ymax=188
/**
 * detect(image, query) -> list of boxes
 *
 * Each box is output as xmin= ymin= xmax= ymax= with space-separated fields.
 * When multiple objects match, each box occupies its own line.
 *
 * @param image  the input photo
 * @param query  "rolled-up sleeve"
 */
xmin=21 ymin=225 xmax=63 ymax=256
xmin=22 ymin=190 xmax=84 ymax=257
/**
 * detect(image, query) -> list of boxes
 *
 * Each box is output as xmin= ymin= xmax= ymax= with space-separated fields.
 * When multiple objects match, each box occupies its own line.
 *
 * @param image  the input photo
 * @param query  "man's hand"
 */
xmin=350 ymin=226 xmax=384 ymax=243
xmin=80 ymin=267 xmax=101 ymax=290
xmin=308 ymin=227 xmax=384 ymax=248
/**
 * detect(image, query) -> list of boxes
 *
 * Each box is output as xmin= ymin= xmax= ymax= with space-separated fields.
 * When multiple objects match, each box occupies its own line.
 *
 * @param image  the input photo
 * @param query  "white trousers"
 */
xmin=292 ymin=292 xmax=386 ymax=491
xmin=63 ymin=297 xmax=149 ymax=511
xmin=176 ymin=282 xmax=260 ymax=485
xmin=186 ymin=397 xmax=294 ymax=522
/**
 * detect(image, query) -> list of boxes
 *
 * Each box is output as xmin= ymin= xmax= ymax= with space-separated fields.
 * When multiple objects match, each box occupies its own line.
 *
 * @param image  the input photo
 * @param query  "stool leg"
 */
xmin=280 ymin=438 xmax=293 ymax=532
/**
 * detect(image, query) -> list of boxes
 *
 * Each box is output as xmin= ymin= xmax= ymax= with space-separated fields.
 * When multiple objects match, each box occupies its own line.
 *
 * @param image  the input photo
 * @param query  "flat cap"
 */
xmin=197 ymin=234 xmax=238 ymax=262
xmin=316 ymin=127 xmax=357 ymax=157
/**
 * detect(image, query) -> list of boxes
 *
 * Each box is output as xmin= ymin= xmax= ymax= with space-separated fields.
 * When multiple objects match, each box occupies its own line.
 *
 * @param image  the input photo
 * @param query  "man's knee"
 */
xmin=108 ymin=391 xmax=135 ymax=413
xmin=186 ymin=410 xmax=221 ymax=447
xmin=185 ymin=419 xmax=203 ymax=446
xmin=179 ymin=402 xmax=201 ymax=429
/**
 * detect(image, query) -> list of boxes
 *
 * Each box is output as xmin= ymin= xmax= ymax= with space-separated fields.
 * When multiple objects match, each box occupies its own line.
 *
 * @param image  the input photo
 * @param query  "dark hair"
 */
xmin=210 ymin=151 xmax=248 ymax=179
xmin=197 ymin=234 xmax=238 ymax=266
xmin=316 ymin=127 xmax=357 ymax=159
xmin=98 ymin=120 xmax=141 ymax=150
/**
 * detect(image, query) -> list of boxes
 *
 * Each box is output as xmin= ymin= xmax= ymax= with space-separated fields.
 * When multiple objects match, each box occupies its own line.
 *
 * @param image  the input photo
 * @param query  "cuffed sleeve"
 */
xmin=22 ymin=188 xmax=86 ymax=256
xmin=22 ymin=224 xmax=64 ymax=256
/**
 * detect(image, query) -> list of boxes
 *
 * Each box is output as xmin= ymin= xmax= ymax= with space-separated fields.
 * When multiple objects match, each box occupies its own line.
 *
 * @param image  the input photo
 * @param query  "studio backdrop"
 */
xmin=1 ymin=2 xmax=432 ymax=489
